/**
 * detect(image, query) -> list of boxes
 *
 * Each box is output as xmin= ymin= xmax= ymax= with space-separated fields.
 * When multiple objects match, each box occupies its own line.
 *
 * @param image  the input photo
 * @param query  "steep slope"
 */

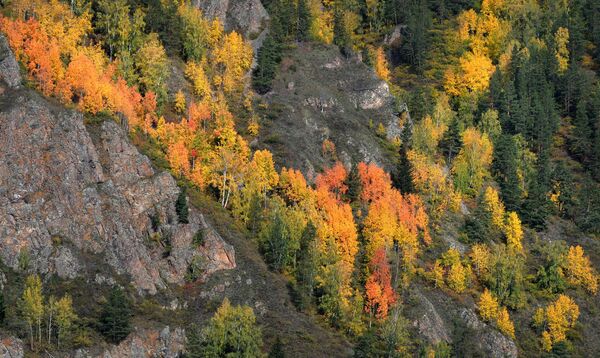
xmin=0 ymin=35 xmax=235 ymax=296
xmin=257 ymin=43 xmax=404 ymax=180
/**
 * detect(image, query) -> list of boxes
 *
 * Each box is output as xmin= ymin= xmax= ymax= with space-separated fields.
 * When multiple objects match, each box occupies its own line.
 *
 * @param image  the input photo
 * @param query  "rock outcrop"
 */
xmin=0 ymin=336 xmax=24 ymax=358
xmin=258 ymin=43 xmax=405 ymax=180
xmin=407 ymin=287 xmax=518 ymax=358
xmin=194 ymin=0 xmax=269 ymax=38
xmin=0 ymin=34 xmax=21 ymax=88
xmin=0 ymin=35 xmax=234 ymax=295
xmin=75 ymin=326 xmax=185 ymax=358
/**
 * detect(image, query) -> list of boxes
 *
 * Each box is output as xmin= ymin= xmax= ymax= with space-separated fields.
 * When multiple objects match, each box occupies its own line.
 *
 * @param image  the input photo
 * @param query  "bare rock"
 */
xmin=411 ymin=289 xmax=451 ymax=344
xmin=0 ymin=35 xmax=21 ymax=88
xmin=0 ymin=82 xmax=235 ymax=295
xmin=194 ymin=0 xmax=268 ymax=38
xmin=75 ymin=326 xmax=185 ymax=358
xmin=459 ymin=308 xmax=518 ymax=358
xmin=0 ymin=335 xmax=24 ymax=358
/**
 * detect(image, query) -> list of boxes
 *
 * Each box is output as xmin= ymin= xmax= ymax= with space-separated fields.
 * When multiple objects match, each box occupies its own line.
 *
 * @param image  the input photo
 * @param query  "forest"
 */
xmin=0 ymin=0 xmax=600 ymax=356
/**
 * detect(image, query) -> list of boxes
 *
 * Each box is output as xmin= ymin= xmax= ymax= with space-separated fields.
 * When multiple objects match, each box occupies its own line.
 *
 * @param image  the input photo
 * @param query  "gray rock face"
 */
xmin=0 ymin=40 xmax=235 ymax=294
xmin=194 ymin=0 xmax=269 ymax=38
xmin=459 ymin=308 xmax=518 ymax=358
xmin=0 ymin=35 xmax=21 ymax=88
xmin=74 ymin=326 xmax=185 ymax=358
xmin=259 ymin=43 xmax=404 ymax=180
xmin=0 ymin=335 xmax=24 ymax=358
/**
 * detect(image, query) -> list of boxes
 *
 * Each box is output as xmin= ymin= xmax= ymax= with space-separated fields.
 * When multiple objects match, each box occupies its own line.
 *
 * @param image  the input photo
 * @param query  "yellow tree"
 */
xmin=212 ymin=31 xmax=253 ymax=95
xmin=470 ymin=243 xmax=491 ymax=278
xmin=55 ymin=295 xmax=77 ymax=348
xmin=373 ymin=47 xmax=390 ymax=82
xmin=554 ymin=27 xmax=569 ymax=74
xmin=564 ymin=245 xmax=598 ymax=294
xmin=452 ymin=128 xmax=493 ymax=196
xmin=447 ymin=261 xmax=468 ymax=293
xmin=504 ymin=211 xmax=523 ymax=252
xmin=541 ymin=295 xmax=580 ymax=351
xmin=478 ymin=288 xmax=499 ymax=321
xmin=174 ymin=90 xmax=186 ymax=114
xmin=249 ymin=150 xmax=279 ymax=205
xmin=496 ymin=307 xmax=515 ymax=339
xmin=185 ymin=61 xmax=212 ymax=99
xmin=22 ymin=274 xmax=44 ymax=350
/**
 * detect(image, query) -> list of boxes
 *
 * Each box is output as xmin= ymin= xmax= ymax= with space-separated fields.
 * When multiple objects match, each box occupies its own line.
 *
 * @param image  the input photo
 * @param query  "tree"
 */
xmin=198 ymin=298 xmax=264 ymax=357
xmin=452 ymin=128 xmax=494 ymax=196
xmin=538 ymin=295 xmax=579 ymax=351
xmin=21 ymin=274 xmax=44 ymax=350
xmin=176 ymin=188 xmax=189 ymax=224
xmin=96 ymin=0 xmax=131 ymax=60
xmin=365 ymin=248 xmax=397 ymax=321
xmin=564 ymin=245 xmax=598 ymax=294
xmin=295 ymin=221 xmax=318 ymax=309
xmin=250 ymin=150 xmax=279 ymax=205
xmin=316 ymin=162 xmax=348 ymax=201
xmin=99 ymin=287 xmax=132 ymax=344
xmin=56 ymin=295 xmax=77 ymax=347
xmin=504 ymin=211 xmax=523 ymax=252
xmin=478 ymin=288 xmax=499 ymax=322
xmin=177 ymin=3 xmax=210 ymax=61
xmin=261 ymin=210 xmax=291 ymax=272
xmin=496 ymin=307 xmax=515 ymax=339
xmin=174 ymin=90 xmax=186 ymax=114
xmin=185 ymin=323 xmax=203 ymax=358
xmin=373 ymin=47 xmax=391 ymax=82
xmin=185 ymin=61 xmax=212 ymax=99
xmin=135 ymin=33 xmax=169 ymax=104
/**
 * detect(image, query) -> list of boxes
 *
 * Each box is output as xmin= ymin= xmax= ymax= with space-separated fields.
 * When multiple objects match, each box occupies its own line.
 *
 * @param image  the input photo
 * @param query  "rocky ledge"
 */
xmin=0 ymin=35 xmax=235 ymax=295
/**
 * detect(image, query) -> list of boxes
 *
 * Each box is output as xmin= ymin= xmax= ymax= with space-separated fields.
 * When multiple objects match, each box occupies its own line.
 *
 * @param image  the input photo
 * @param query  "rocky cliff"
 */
xmin=194 ymin=0 xmax=269 ymax=39
xmin=0 ymin=35 xmax=235 ymax=296
xmin=257 ymin=43 xmax=405 ymax=180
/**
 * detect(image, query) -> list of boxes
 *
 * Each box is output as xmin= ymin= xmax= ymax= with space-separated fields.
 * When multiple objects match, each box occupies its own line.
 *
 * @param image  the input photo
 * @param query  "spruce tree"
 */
xmin=99 ymin=287 xmax=132 ymax=344
xmin=176 ymin=188 xmax=189 ymax=224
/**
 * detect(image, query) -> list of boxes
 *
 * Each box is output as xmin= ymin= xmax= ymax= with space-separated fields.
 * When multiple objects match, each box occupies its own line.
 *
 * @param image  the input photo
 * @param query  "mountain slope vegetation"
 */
xmin=1 ymin=0 xmax=600 ymax=357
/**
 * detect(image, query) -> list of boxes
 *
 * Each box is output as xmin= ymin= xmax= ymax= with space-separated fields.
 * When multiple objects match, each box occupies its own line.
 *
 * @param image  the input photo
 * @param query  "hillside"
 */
xmin=1 ymin=0 xmax=600 ymax=357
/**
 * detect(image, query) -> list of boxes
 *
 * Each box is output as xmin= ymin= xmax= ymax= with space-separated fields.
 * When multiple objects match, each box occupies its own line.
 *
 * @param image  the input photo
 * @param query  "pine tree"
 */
xmin=99 ymin=287 xmax=132 ymax=344
xmin=185 ymin=323 xmax=203 ymax=358
xmin=176 ymin=188 xmax=189 ymax=224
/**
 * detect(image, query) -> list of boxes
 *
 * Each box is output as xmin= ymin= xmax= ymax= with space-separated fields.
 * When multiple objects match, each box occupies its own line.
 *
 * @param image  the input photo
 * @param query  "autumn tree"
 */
xmin=135 ymin=33 xmax=169 ymax=104
xmin=504 ymin=211 xmax=523 ymax=252
xmin=21 ymin=274 xmax=44 ymax=350
xmin=55 ymin=295 xmax=77 ymax=348
xmin=185 ymin=61 xmax=212 ymax=99
xmin=316 ymin=162 xmax=348 ymax=201
xmin=537 ymin=295 xmax=580 ymax=351
xmin=564 ymin=245 xmax=598 ymax=294
xmin=496 ymin=307 xmax=515 ymax=339
xmin=197 ymin=298 xmax=264 ymax=357
xmin=452 ymin=128 xmax=493 ymax=196
xmin=478 ymin=288 xmax=499 ymax=322
xmin=365 ymin=248 xmax=397 ymax=320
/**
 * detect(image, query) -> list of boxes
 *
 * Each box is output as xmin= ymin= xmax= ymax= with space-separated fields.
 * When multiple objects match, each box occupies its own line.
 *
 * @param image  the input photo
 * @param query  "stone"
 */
xmin=194 ymin=0 xmax=268 ymax=38
xmin=0 ymin=335 xmax=24 ymax=358
xmin=0 ymin=75 xmax=235 ymax=295
xmin=0 ymin=35 xmax=22 ymax=88
xmin=75 ymin=327 xmax=185 ymax=358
